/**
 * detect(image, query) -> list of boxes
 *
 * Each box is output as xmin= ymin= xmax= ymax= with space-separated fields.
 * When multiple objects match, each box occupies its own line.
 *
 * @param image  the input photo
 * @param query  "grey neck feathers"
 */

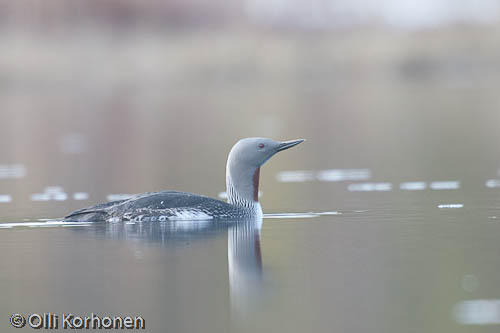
xmin=226 ymin=158 xmax=260 ymax=209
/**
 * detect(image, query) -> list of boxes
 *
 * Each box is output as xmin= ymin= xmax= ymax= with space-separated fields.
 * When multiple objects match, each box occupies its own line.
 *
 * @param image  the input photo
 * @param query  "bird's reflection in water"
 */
xmin=83 ymin=219 xmax=231 ymax=247
xmin=73 ymin=218 xmax=266 ymax=319
xmin=228 ymin=219 xmax=265 ymax=318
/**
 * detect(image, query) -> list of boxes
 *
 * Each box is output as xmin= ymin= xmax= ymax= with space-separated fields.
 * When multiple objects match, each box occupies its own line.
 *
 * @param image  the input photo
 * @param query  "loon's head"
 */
xmin=226 ymin=137 xmax=305 ymax=207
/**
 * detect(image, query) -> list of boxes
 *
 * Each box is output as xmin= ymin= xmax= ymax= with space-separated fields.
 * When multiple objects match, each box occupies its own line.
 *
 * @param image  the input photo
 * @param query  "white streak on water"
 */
xmin=317 ymin=169 xmax=371 ymax=182
xmin=31 ymin=193 xmax=51 ymax=201
xmin=0 ymin=164 xmax=26 ymax=179
xmin=453 ymin=299 xmax=500 ymax=325
xmin=400 ymin=182 xmax=427 ymax=190
xmin=276 ymin=170 xmax=316 ymax=182
xmin=264 ymin=213 xmax=320 ymax=219
xmin=277 ymin=169 xmax=371 ymax=183
xmin=73 ymin=192 xmax=89 ymax=200
xmin=430 ymin=181 xmax=460 ymax=190
xmin=52 ymin=193 xmax=67 ymax=201
xmin=316 ymin=211 xmax=342 ymax=216
xmin=0 ymin=195 xmax=12 ymax=203
xmin=31 ymin=186 xmax=68 ymax=201
xmin=348 ymin=183 xmax=392 ymax=192
xmin=438 ymin=204 xmax=463 ymax=209
xmin=264 ymin=211 xmax=341 ymax=219
xmin=30 ymin=193 xmax=67 ymax=201
xmin=0 ymin=221 xmax=93 ymax=229
xmin=485 ymin=179 xmax=500 ymax=188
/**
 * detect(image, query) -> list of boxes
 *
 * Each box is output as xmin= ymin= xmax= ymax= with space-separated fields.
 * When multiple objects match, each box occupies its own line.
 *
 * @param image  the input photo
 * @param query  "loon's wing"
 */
xmin=64 ymin=199 xmax=129 ymax=221
xmin=64 ymin=191 xmax=232 ymax=222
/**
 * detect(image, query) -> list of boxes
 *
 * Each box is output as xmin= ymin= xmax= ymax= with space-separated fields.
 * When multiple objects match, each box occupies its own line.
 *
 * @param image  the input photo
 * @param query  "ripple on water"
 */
xmin=0 ymin=221 xmax=93 ymax=229
xmin=264 ymin=211 xmax=341 ymax=219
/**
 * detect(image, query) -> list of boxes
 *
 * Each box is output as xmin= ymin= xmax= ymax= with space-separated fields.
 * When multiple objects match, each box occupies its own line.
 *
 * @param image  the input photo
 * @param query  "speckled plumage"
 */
xmin=65 ymin=191 xmax=259 ymax=222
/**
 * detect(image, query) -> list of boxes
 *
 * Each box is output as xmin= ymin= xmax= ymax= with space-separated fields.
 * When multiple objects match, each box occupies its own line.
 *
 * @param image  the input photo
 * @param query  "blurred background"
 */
xmin=2 ymin=0 xmax=500 ymax=220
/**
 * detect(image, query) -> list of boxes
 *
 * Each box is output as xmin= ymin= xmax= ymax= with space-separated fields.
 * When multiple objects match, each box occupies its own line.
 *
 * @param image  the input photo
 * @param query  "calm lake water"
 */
xmin=2 ymin=187 xmax=500 ymax=332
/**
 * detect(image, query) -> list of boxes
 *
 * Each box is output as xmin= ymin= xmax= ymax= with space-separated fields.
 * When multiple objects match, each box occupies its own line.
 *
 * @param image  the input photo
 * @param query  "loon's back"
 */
xmin=64 ymin=191 xmax=253 ymax=222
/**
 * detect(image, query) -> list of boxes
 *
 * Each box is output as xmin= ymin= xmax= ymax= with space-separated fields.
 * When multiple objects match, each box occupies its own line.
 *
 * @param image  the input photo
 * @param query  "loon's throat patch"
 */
xmin=253 ymin=167 xmax=260 ymax=202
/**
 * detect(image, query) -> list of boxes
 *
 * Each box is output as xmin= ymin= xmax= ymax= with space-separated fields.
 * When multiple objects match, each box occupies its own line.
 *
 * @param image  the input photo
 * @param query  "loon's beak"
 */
xmin=276 ymin=139 xmax=306 ymax=152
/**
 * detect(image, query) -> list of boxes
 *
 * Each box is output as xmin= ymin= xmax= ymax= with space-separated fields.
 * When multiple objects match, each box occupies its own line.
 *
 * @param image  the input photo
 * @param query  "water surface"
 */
xmin=2 ymin=190 xmax=500 ymax=332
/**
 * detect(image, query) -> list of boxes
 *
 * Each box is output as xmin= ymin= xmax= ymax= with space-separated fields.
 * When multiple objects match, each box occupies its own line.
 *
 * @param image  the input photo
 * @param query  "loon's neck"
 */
xmin=226 ymin=161 xmax=261 ymax=213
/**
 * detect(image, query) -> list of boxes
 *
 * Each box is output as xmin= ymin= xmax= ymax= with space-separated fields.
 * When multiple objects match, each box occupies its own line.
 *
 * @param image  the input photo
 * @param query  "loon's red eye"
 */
xmin=258 ymin=143 xmax=265 ymax=149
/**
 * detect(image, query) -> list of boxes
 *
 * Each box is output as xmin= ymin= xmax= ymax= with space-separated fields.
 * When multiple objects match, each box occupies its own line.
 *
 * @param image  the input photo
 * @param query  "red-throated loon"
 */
xmin=64 ymin=137 xmax=305 ymax=222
